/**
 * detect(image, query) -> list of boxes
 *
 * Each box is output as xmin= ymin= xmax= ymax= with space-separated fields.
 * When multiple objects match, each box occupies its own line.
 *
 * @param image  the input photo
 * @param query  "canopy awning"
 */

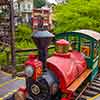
xmin=73 ymin=29 xmax=100 ymax=41
xmin=0 ymin=0 xmax=9 ymax=5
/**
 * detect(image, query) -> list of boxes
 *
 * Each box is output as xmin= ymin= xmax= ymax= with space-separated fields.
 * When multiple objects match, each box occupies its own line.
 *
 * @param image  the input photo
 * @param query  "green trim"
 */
xmin=55 ymin=32 xmax=98 ymax=61
xmin=93 ymin=56 xmax=99 ymax=62
xmin=89 ymin=67 xmax=98 ymax=81
xmin=91 ymin=41 xmax=94 ymax=59
xmin=78 ymin=35 xmax=81 ymax=51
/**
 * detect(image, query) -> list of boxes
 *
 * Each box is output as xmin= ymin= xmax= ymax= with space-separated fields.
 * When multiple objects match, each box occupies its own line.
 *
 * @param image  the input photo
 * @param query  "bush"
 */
xmin=16 ymin=24 xmax=32 ymax=42
xmin=16 ymin=40 xmax=36 ymax=49
xmin=15 ymin=24 xmax=35 ymax=49
xmin=0 ymin=52 xmax=6 ymax=66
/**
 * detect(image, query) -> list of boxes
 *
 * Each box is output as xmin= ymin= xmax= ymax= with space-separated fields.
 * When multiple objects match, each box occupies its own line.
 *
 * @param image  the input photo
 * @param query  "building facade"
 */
xmin=14 ymin=0 xmax=33 ymax=23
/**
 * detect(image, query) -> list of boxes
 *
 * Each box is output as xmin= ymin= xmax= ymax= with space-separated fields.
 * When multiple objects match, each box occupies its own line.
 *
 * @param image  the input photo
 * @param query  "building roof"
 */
xmin=0 ymin=0 xmax=9 ymax=5
xmin=73 ymin=29 xmax=100 ymax=41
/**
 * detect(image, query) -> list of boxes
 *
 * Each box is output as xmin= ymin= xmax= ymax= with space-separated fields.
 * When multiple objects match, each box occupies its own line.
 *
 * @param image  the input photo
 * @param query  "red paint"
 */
xmin=18 ymin=86 xmax=27 ymax=95
xmin=47 ymin=51 xmax=87 ymax=93
xmin=61 ymin=98 xmax=69 ymax=100
xmin=54 ymin=52 xmax=71 ymax=58
xmin=28 ymin=54 xmax=36 ymax=59
xmin=56 ymin=39 xmax=69 ymax=45
xmin=25 ymin=54 xmax=42 ymax=80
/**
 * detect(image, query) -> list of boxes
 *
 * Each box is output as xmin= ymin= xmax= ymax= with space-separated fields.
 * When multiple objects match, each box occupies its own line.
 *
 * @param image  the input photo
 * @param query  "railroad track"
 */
xmin=0 ymin=70 xmax=100 ymax=100
xmin=75 ymin=74 xmax=100 ymax=100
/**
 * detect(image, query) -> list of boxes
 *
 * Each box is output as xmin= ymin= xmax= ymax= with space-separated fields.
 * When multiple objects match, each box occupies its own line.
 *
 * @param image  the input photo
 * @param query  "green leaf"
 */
xmin=54 ymin=0 xmax=100 ymax=33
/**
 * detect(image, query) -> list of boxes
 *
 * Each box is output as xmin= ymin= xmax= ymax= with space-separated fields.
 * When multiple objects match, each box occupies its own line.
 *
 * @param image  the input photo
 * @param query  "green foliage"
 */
xmin=0 ymin=53 xmax=6 ymax=66
xmin=54 ymin=0 xmax=100 ymax=33
xmin=16 ymin=24 xmax=32 ymax=42
xmin=15 ymin=24 xmax=36 ymax=71
xmin=34 ymin=0 xmax=46 ymax=8
xmin=16 ymin=40 xmax=36 ymax=49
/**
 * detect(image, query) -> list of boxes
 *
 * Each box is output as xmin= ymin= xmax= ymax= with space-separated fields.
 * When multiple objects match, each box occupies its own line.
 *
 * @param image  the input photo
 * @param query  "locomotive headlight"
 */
xmin=25 ymin=66 xmax=34 ymax=77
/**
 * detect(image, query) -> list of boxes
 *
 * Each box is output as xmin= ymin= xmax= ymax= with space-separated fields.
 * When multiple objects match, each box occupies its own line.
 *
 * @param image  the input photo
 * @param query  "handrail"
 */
xmin=15 ymin=46 xmax=54 ymax=67
xmin=16 ymin=46 xmax=54 ymax=53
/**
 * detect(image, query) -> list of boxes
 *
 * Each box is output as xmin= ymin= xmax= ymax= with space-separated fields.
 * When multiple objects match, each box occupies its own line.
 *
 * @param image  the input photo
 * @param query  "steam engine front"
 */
xmin=15 ymin=38 xmax=87 ymax=100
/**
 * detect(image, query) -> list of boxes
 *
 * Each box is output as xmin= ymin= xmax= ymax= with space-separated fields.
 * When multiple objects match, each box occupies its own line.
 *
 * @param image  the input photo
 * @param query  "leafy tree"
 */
xmin=34 ymin=0 xmax=46 ymax=8
xmin=54 ymin=0 xmax=100 ymax=33
xmin=15 ymin=24 xmax=35 ymax=49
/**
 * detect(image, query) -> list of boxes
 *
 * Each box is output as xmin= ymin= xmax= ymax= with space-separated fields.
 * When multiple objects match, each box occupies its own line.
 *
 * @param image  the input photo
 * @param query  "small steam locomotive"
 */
xmin=12 ymin=30 xmax=96 ymax=100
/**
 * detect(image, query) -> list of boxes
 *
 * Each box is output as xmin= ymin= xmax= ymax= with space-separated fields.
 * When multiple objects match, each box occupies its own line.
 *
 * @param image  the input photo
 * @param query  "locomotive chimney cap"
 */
xmin=32 ymin=30 xmax=54 ymax=70
xmin=33 ymin=31 xmax=54 ymax=38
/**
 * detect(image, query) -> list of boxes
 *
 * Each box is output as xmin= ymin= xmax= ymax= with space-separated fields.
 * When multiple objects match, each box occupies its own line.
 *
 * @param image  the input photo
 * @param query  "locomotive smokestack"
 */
xmin=32 ymin=31 xmax=54 ymax=70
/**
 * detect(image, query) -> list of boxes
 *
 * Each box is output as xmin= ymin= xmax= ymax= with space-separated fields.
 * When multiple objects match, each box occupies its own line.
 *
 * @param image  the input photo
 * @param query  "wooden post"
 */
xmin=9 ymin=0 xmax=16 ymax=68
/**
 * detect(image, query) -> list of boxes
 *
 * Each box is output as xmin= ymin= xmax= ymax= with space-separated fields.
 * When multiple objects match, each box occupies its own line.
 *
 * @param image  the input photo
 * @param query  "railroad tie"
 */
xmin=75 ymin=74 xmax=100 ymax=100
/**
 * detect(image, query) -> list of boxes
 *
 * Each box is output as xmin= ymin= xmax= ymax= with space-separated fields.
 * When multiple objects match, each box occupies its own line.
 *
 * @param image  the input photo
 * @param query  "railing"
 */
xmin=5 ymin=46 xmax=54 ymax=70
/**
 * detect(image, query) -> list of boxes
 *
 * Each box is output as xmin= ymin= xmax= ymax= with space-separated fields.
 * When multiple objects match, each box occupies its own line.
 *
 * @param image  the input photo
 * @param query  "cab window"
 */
xmin=80 ymin=38 xmax=91 ymax=57
xmin=68 ymin=35 xmax=79 ymax=50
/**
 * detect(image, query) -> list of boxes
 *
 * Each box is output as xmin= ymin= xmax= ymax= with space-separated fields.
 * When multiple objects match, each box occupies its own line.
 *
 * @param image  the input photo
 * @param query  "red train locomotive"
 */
xmin=13 ymin=30 xmax=92 ymax=100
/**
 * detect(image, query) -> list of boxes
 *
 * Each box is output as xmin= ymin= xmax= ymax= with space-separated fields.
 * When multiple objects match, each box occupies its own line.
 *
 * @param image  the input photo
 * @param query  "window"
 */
xmin=28 ymin=4 xmax=31 ymax=10
xmin=15 ymin=4 xmax=18 ymax=8
xmin=22 ymin=4 xmax=25 ymax=9
xmin=68 ymin=35 xmax=79 ymax=50
xmin=80 ymin=38 xmax=91 ymax=57
xmin=22 ymin=4 xmax=26 ymax=11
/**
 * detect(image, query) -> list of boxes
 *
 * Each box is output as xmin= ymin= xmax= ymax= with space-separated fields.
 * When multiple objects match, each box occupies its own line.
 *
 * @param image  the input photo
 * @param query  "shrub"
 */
xmin=16 ymin=24 xmax=32 ymax=42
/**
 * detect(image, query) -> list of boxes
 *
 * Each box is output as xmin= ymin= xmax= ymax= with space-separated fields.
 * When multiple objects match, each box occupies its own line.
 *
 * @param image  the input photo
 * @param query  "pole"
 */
xmin=33 ymin=0 xmax=34 ymax=8
xmin=9 ymin=0 xmax=16 ymax=68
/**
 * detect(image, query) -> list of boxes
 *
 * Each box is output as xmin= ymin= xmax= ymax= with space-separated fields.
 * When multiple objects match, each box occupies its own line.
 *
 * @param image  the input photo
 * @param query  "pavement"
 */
xmin=0 ymin=71 xmax=25 ymax=100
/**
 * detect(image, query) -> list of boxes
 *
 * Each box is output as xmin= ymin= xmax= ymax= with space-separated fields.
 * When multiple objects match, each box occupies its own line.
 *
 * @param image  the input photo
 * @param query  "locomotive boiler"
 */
xmin=14 ymin=31 xmax=88 ymax=100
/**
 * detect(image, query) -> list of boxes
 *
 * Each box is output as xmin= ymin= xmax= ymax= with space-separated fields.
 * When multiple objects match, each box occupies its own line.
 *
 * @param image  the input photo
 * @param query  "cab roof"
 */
xmin=73 ymin=29 xmax=100 ymax=41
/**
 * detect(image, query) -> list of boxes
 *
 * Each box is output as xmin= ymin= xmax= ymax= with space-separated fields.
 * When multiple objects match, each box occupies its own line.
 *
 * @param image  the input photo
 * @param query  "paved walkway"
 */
xmin=0 ymin=71 xmax=25 ymax=100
